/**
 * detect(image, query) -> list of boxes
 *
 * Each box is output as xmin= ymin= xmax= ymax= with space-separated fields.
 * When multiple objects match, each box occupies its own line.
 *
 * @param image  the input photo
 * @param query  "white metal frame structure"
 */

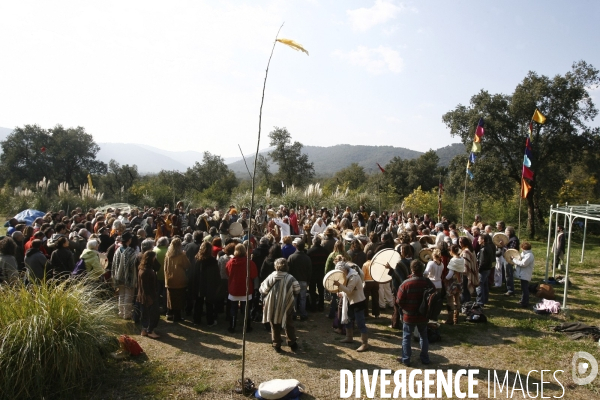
xmin=545 ymin=202 xmax=600 ymax=309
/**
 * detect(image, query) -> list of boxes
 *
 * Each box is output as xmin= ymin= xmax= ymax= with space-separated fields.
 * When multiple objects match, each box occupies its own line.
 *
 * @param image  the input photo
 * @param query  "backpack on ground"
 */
xmin=461 ymin=301 xmax=487 ymax=323
xmin=72 ymin=258 xmax=87 ymax=276
xmin=419 ymin=287 xmax=443 ymax=320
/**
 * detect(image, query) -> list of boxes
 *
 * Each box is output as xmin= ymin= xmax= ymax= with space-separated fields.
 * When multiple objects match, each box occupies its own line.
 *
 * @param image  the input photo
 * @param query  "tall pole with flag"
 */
xmin=376 ymin=163 xmax=385 ymax=214
xmin=519 ymin=108 xmax=545 ymax=237
xmin=462 ymin=118 xmax=484 ymax=227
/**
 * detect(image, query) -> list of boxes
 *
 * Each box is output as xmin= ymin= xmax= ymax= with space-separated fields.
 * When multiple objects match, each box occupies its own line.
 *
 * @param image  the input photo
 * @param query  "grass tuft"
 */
xmin=0 ymin=277 xmax=119 ymax=399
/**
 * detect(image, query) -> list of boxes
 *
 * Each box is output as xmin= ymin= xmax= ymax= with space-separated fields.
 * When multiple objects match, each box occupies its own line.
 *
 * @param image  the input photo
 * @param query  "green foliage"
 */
xmin=0 ymin=124 xmax=107 ymax=188
xmin=0 ymin=278 xmax=119 ymax=399
xmin=268 ymin=127 xmax=315 ymax=189
xmin=383 ymin=150 xmax=445 ymax=198
xmin=330 ymin=163 xmax=367 ymax=191
xmin=99 ymin=160 xmax=140 ymax=199
xmin=443 ymin=60 xmax=600 ymax=236
xmin=402 ymin=186 xmax=439 ymax=217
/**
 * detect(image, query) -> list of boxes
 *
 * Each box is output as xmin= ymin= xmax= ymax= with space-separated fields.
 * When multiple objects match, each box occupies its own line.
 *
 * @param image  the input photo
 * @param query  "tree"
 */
xmin=442 ymin=61 xmax=600 ymax=237
xmin=254 ymin=154 xmax=273 ymax=189
xmin=47 ymin=125 xmax=107 ymax=186
xmin=268 ymin=127 xmax=315 ymax=189
xmin=185 ymin=152 xmax=234 ymax=193
xmin=331 ymin=163 xmax=367 ymax=191
xmin=383 ymin=151 xmax=444 ymax=198
xmin=0 ymin=125 xmax=52 ymax=186
xmin=0 ymin=124 xmax=107 ymax=187
xmin=100 ymin=159 xmax=140 ymax=198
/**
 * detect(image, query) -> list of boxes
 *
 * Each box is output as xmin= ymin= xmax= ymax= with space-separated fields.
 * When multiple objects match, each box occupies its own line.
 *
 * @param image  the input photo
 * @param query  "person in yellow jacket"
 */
xmin=164 ymin=237 xmax=190 ymax=322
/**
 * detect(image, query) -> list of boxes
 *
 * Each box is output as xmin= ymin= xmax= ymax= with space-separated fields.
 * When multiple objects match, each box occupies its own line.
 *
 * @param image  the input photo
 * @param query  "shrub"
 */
xmin=0 ymin=277 xmax=119 ymax=399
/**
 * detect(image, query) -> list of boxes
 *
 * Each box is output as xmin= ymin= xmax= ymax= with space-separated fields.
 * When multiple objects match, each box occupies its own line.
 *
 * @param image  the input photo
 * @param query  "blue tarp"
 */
xmin=4 ymin=209 xmax=46 ymax=227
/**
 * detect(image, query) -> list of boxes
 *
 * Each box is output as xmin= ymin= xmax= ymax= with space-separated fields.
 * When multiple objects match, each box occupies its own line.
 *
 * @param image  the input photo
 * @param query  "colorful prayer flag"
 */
xmin=523 ymin=154 xmax=531 ymax=168
xmin=469 ymin=153 xmax=476 ymax=164
xmin=528 ymin=121 xmax=534 ymax=142
xmin=475 ymin=118 xmax=485 ymax=137
xmin=87 ymin=174 xmax=95 ymax=194
xmin=522 ymin=165 xmax=534 ymax=181
xmin=376 ymin=163 xmax=386 ymax=173
xmin=471 ymin=142 xmax=482 ymax=153
xmin=521 ymin=178 xmax=532 ymax=198
xmin=466 ymin=161 xmax=474 ymax=180
xmin=473 ymin=134 xmax=481 ymax=143
xmin=525 ymin=137 xmax=532 ymax=158
xmin=532 ymin=109 xmax=546 ymax=124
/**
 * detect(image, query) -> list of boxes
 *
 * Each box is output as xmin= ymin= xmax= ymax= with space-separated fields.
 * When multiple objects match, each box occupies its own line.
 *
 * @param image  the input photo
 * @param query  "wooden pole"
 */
xmin=240 ymin=23 xmax=284 ymax=395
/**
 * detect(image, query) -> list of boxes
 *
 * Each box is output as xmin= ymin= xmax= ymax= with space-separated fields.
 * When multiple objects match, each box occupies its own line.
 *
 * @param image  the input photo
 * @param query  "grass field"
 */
xmin=83 ymin=235 xmax=600 ymax=399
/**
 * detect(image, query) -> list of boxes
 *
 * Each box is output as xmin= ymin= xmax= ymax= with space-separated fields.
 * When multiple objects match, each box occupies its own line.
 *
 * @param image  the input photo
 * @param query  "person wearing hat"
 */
xmin=444 ymin=244 xmax=465 ymax=325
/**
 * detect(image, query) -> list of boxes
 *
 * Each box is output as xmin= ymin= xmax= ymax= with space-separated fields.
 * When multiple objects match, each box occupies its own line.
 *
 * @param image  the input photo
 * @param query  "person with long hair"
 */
xmin=476 ymin=234 xmax=495 ymax=306
xmin=194 ymin=242 xmax=221 ymax=326
xmin=112 ymin=232 xmax=138 ymax=319
xmin=0 ymin=237 xmax=19 ymax=284
xmin=333 ymin=261 xmax=369 ymax=352
xmin=226 ymin=244 xmax=258 ymax=333
xmin=138 ymin=251 xmax=160 ymax=339
xmin=164 ymin=237 xmax=191 ymax=322
xmin=50 ymin=236 xmax=75 ymax=279
xmin=444 ymin=244 xmax=465 ymax=325
xmin=459 ymin=236 xmax=479 ymax=303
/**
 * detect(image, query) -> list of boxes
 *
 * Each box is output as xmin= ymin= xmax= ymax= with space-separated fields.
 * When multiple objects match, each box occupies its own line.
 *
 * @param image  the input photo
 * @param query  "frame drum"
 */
xmin=229 ymin=221 xmax=243 ymax=237
xmin=323 ymin=270 xmax=346 ymax=293
xmin=369 ymin=249 xmax=398 ymax=283
xmin=504 ymin=249 xmax=521 ymax=265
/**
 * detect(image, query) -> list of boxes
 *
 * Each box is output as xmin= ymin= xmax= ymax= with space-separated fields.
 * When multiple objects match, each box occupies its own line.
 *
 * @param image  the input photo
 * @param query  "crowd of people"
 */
xmin=0 ymin=203 xmax=540 ymax=364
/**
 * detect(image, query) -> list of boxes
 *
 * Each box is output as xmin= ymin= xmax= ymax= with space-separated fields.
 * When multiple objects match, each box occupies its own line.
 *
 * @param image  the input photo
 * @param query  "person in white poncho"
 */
xmin=260 ymin=258 xmax=300 ymax=353
xmin=507 ymin=242 xmax=535 ymax=308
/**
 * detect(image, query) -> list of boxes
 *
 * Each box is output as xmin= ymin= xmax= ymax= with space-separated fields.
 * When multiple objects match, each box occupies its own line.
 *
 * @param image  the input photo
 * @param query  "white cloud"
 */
xmin=333 ymin=45 xmax=403 ymax=74
xmin=347 ymin=0 xmax=405 ymax=31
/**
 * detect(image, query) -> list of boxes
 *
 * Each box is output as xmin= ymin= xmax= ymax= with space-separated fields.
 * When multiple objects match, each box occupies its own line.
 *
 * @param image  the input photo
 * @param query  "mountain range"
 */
xmin=0 ymin=126 xmax=465 ymax=176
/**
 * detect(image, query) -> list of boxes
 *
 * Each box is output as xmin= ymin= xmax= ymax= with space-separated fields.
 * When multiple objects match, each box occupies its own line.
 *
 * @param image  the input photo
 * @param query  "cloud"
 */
xmin=347 ymin=0 xmax=405 ymax=31
xmin=333 ymin=45 xmax=403 ymax=74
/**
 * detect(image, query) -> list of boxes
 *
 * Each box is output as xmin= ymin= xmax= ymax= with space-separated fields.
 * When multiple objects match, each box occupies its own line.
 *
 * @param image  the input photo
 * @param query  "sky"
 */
xmin=1 ymin=0 xmax=599 ymax=159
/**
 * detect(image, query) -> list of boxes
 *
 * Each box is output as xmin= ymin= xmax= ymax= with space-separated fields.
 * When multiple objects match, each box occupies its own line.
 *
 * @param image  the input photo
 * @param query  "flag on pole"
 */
xmin=276 ymin=38 xmax=309 ymax=55
xmin=471 ymin=142 xmax=482 ymax=153
xmin=475 ymin=118 xmax=485 ymax=137
xmin=469 ymin=153 xmax=476 ymax=164
xmin=376 ymin=163 xmax=386 ymax=173
xmin=466 ymin=161 xmax=474 ymax=180
xmin=522 ymin=165 xmax=534 ymax=180
xmin=523 ymin=154 xmax=531 ymax=168
xmin=473 ymin=134 xmax=481 ymax=143
xmin=528 ymin=121 xmax=534 ymax=142
xmin=532 ymin=109 xmax=546 ymax=124
xmin=525 ymin=138 xmax=532 ymax=158
xmin=521 ymin=178 xmax=532 ymax=198
xmin=281 ymin=181 xmax=285 ymax=188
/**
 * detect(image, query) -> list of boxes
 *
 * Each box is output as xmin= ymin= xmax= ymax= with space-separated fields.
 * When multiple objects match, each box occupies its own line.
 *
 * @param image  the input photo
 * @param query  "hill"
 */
xmin=226 ymin=143 xmax=466 ymax=177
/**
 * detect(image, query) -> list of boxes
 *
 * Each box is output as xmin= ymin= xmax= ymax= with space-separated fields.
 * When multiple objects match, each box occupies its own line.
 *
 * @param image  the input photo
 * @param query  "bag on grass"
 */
xmin=118 ymin=334 xmax=144 ymax=356
xmin=536 ymin=284 xmax=555 ymax=300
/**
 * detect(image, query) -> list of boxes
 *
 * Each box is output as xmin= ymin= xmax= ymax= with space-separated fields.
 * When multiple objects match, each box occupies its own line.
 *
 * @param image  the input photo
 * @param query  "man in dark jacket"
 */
xmin=288 ymin=240 xmax=312 ymax=321
xmin=476 ymin=234 xmax=495 ymax=305
xmin=251 ymin=236 xmax=271 ymax=321
xmin=24 ymin=239 xmax=48 ymax=281
xmin=307 ymin=236 xmax=328 ymax=312
xmin=397 ymin=260 xmax=435 ymax=366
xmin=184 ymin=231 xmax=203 ymax=317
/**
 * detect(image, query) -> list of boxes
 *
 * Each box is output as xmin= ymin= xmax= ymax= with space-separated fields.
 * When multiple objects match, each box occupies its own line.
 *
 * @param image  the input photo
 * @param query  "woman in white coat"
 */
xmin=508 ymin=242 xmax=534 ymax=308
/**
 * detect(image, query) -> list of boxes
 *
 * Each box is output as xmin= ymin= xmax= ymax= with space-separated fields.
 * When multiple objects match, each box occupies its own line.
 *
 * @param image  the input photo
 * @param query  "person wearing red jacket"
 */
xmin=226 ymin=244 xmax=258 ymax=333
xmin=288 ymin=208 xmax=299 ymax=235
